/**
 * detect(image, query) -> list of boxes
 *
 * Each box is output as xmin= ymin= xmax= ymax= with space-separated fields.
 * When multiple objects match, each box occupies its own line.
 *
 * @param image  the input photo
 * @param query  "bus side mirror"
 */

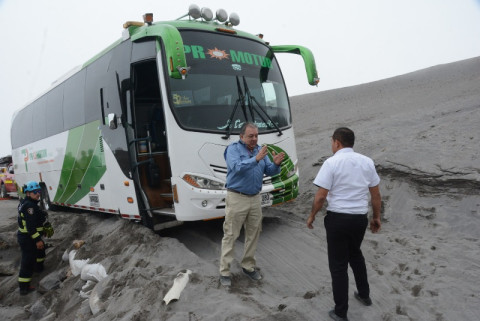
xmin=108 ymin=113 xmax=118 ymax=129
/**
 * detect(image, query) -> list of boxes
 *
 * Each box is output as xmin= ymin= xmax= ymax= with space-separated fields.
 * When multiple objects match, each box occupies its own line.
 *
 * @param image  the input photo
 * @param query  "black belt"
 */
xmin=227 ymin=189 xmax=259 ymax=197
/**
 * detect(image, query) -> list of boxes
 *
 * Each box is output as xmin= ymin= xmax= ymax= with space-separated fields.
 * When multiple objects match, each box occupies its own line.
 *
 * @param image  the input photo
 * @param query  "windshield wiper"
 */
xmin=222 ymin=76 xmax=248 ymax=139
xmin=242 ymin=76 xmax=283 ymax=136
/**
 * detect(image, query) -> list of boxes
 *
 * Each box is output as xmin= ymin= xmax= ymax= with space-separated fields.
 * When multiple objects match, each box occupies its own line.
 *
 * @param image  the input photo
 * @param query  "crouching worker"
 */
xmin=17 ymin=181 xmax=51 ymax=295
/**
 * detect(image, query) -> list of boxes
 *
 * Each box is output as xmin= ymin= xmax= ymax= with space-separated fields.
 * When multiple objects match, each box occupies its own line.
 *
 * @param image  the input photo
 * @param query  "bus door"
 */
xmin=131 ymin=60 xmax=173 ymax=212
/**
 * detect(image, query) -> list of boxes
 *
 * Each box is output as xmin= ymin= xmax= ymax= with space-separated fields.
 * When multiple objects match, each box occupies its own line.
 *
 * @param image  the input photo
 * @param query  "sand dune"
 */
xmin=1 ymin=56 xmax=479 ymax=320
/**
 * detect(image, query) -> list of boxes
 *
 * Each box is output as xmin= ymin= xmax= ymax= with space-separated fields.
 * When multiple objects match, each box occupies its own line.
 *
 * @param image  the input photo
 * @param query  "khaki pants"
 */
xmin=219 ymin=192 xmax=263 ymax=276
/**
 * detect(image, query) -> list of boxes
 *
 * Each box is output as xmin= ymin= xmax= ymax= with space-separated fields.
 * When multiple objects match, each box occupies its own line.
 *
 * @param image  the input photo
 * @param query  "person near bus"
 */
xmin=219 ymin=122 xmax=285 ymax=287
xmin=307 ymin=127 xmax=382 ymax=321
xmin=17 ymin=181 xmax=53 ymax=295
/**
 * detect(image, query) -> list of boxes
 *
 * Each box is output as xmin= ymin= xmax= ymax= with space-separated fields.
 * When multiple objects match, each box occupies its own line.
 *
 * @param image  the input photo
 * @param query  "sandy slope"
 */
xmin=1 ymin=56 xmax=479 ymax=321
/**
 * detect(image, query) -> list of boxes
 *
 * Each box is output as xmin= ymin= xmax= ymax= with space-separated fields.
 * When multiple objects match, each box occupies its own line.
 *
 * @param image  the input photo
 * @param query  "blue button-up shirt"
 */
xmin=224 ymin=140 xmax=280 ymax=195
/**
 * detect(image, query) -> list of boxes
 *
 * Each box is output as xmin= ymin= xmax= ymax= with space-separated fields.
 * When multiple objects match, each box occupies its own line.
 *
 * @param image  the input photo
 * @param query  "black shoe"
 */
xmin=328 ymin=309 xmax=349 ymax=321
xmin=242 ymin=268 xmax=262 ymax=281
xmin=354 ymin=291 xmax=372 ymax=306
xmin=19 ymin=285 xmax=35 ymax=296
xmin=220 ymin=275 xmax=231 ymax=287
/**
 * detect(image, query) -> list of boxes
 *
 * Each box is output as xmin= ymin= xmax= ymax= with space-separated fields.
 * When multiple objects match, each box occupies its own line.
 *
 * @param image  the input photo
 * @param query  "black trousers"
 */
xmin=324 ymin=212 xmax=369 ymax=318
xmin=18 ymin=234 xmax=36 ymax=285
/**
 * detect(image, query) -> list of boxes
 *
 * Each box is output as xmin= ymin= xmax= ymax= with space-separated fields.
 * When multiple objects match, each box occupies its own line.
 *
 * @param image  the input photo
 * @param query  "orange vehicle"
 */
xmin=0 ymin=163 xmax=17 ymax=198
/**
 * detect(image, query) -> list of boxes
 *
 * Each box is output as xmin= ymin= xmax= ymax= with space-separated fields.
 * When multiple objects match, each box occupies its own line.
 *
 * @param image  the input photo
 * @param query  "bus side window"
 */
xmin=86 ymin=51 xmax=112 ymax=124
xmin=63 ymin=69 xmax=86 ymax=130
xmin=30 ymin=96 xmax=47 ymax=141
xmin=46 ymin=84 xmax=65 ymax=137
xmin=11 ymin=105 xmax=33 ymax=148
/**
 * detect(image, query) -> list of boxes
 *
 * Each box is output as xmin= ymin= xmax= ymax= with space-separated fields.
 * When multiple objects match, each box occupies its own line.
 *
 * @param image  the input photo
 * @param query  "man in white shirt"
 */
xmin=307 ymin=127 xmax=381 ymax=321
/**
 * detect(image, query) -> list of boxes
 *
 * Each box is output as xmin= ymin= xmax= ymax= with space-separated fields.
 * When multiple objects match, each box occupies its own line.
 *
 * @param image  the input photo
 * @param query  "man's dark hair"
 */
xmin=332 ymin=127 xmax=355 ymax=147
xmin=240 ymin=122 xmax=258 ymax=135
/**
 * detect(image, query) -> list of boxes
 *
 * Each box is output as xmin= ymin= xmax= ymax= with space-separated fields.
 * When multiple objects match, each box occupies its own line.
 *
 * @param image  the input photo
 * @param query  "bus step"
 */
xmin=152 ymin=208 xmax=175 ymax=216
xmin=153 ymin=220 xmax=183 ymax=231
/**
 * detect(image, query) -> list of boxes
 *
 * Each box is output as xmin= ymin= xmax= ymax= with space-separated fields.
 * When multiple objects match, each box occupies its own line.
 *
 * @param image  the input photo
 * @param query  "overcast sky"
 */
xmin=1 ymin=0 xmax=479 ymax=157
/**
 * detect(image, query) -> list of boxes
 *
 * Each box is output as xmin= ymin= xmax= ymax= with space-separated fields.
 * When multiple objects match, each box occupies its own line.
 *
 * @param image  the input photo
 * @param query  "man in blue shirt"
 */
xmin=219 ymin=122 xmax=284 ymax=287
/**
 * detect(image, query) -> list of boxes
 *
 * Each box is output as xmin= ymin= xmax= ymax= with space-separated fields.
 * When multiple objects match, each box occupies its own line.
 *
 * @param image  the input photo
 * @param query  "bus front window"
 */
xmin=168 ymin=31 xmax=290 ymax=134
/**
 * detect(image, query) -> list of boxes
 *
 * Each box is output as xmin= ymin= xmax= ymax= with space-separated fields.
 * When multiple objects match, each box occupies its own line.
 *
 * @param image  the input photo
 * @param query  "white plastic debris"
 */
xmin=163 ymin=270 xmax=192 ymax=305
xmin=65 ymin=250 xmax=108 ymax=315
xmin=81 ymin=263 xmax=107 ymax=282
xmin=68 ymin=250 xmax=107 ymax=281
xmin=68 ymin=250 xmax=89 ymax=276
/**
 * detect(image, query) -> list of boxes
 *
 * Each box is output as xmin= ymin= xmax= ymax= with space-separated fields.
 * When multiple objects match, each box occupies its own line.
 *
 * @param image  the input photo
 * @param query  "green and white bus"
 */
xmin=11 ymin=5 xmax=318 ymax=230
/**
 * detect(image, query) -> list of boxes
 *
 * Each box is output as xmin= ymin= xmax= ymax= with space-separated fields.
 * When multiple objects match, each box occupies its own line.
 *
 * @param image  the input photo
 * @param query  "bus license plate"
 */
xmin=261 ymin=193 xmax=273 ymax=206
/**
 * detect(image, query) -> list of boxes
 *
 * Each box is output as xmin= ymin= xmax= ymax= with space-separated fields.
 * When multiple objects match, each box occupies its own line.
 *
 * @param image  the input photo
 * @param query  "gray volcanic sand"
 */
xmin=1 ymin=56 xmax=479 ymax=320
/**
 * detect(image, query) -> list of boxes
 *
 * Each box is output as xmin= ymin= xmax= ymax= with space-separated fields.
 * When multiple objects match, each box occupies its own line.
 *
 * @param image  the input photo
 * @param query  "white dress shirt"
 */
xmin=313 ymin=148 xmax=380 ymax=214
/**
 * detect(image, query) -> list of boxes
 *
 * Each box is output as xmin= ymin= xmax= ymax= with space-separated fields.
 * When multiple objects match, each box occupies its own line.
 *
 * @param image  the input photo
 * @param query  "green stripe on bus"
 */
xmin=54 ymin=126 xmax=84 ymax=202
xmin=65 ymin=127 xmax=106 ymax=204
xmin=54 ymin=121 xmax=106 ymax=204
xmin=264 ymin=145 xmax=298 ymax=205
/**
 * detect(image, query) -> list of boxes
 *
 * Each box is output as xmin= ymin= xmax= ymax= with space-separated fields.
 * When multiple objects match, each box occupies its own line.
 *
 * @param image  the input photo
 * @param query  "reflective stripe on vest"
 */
xmin=18 ymin=212 xmax=27 ymax=233
xmin=18 ymin=277 xmax=32 ymax=283
xmin=18 ymin=212 xmax=40 ymax=239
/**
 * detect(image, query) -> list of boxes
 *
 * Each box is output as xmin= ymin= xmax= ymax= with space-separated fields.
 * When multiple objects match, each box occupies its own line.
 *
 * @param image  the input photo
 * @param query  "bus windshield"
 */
xmin=168 ymin=31 xmax=290 ymax=134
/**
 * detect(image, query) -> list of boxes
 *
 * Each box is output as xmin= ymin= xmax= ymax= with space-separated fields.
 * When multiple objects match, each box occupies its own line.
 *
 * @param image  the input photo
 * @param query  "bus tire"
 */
xmin=0 ymin=184 xmax=7 ymax=198
xmin=41 ymin=184 xmax=57 ymax=211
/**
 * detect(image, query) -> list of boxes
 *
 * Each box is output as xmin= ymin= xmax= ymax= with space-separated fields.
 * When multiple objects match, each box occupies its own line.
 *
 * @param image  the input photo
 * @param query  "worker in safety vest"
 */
xmin=17 ymin=181 xmax=53 ymax=295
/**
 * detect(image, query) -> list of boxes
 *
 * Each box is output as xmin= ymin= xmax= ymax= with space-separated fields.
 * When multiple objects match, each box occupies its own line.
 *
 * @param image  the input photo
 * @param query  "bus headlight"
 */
xmin=182 ymin=174 xmax=225 ymax=190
